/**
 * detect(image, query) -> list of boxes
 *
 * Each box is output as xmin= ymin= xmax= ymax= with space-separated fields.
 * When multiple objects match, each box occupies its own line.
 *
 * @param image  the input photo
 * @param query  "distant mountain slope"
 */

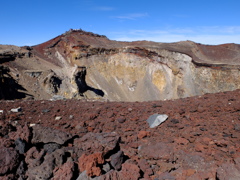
xmin=1 ymin=29 xmax=240 ymax=101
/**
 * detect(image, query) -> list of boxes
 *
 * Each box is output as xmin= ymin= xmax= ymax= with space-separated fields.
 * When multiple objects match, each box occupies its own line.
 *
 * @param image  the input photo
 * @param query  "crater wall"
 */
xmin=1 ymin=30 xmax=240 ymax=101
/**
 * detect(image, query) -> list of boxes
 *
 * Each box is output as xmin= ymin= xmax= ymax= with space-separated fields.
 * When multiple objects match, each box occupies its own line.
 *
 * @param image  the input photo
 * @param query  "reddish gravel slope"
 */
xmin=0 ymin=89 xmax=240 ymax=179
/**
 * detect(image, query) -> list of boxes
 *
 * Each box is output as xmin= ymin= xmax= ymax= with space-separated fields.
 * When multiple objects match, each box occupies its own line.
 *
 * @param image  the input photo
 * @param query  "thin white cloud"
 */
xmin=109 ymin=26 xmax=240 ymax=45
xmin=112 ymin=13 xmax=148 ymax=20
xmin=199 ymin=26 xmax=240 ymax=34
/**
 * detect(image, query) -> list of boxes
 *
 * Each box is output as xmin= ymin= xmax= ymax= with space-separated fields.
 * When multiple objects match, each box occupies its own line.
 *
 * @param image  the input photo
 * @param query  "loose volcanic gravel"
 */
xmin=0 ymin=89 xmax=240 ymax=179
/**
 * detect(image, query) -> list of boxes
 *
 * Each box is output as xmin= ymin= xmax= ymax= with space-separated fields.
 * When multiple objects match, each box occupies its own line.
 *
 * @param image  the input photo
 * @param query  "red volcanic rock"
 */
xmin=52 ymin=160 xmax=75 ymax=180
xmin=116 ymin=117 xmax=126 ymax=123
xmin=78 ymin=152 xmax=104 ymax=177
xmin=119 ymin=161 xmax=141 ymax=180
xmin=0 ymin=122 xmax=16 ymax=137
xmin=0 ymin=148 xmax=19 ymax=175
xmin=7 ymin=113 xmax=21 ymax=121
xmin=25 ymin=147 xmax=43 ymax=167
xmin=107 ymin=111 xmax=115 ymax=118
xmin=174 ymin=137 xmax=189 ymax=145
xmin=87 ymin=126 xmax=94 ymax=132
xmin=195 ymin=143 xmax=206 ymax=152
xmin=0 ymin=89 xmax=239 ymax=179
xmin=8 ymin=123 xmax=31 ymax=143
xmin=138 ymin=142 xmax=174 ymax=162
xmin=170 ymin=165 xmax=217 ymax=180
xmin=0 ymin=138 xmax=14 ymax=148
xmin=156 ymin=172 xmax=176 ymax=180
xmin=138 ymin=159 xmax=153 ymax=178
xmin=0 ymin=174 xmax=15 ymax=180
xmin=137 ymin=130 xmax=150 ymax=139
xmin=130 ymin=117 xmax=139 ymax=121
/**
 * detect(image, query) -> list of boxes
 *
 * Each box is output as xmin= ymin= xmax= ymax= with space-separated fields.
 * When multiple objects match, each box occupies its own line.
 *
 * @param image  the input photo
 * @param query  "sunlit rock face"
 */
xmin=1 ymin=29 xmax=240 ymax=101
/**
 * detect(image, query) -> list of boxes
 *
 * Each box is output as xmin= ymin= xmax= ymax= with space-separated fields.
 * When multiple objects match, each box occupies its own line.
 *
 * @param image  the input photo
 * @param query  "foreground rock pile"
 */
xmin=0 ymin=89 xmax=240 ymax=179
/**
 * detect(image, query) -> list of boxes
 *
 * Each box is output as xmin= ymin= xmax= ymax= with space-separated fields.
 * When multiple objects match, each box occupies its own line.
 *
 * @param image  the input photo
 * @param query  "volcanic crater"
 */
xmin=0 ymin=29 xmax=240 ymax=179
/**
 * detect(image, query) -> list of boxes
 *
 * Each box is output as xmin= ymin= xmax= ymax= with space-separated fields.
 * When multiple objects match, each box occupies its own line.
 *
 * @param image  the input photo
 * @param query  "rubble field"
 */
xmin=0 ymin=89 xmax=240 ymax=179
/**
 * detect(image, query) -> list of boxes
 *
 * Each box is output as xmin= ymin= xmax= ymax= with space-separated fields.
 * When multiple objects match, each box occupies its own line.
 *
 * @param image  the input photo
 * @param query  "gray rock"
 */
xmin=102 ymin=163 xmax=111 ymax=173
xmin=27 ymin=149 xmax=66 ymax=180
xmin=170 ymin=119 xmax=180 ymax=124
xmin=147 ymin=114 xmax=168 ymax=128
xmin=93 ymin=170 xmax=120 ymax=180
xmin=117 ymin=117 xmax=126 ymax=123
xmin=42 ymin=109 xmax=50 ymax=113
xmin=15 ymin=138 xmax=27 ymax=154
xmin=74 ymin=132 xmax=120 ymax=155
xmin=217 ymin=157 xmax=240 ymax=180
xmin=156 ymin=172 xmax=176 ymax=180
xmin=51 ymin=95 xmax=66 ymax=101
xmin=52 ymin=159 xmax=75 ymax=180
xmin=110 ymin=150 xmax=124 ymax=170
xmin=138 ymin=142 xmax=174 ymax=162
xmin=27 ymin=159 xmax=54 ymax=180
xmin=31 ymin=124 xmax=72 ymax=145
xmin=77 ymin=170 xmax=107 ymax=180
xmin=76 ymin=171 xmax=104 ymax=180
xmin=25 ymin=148 xmax=45 ymax=168
xmin=16 ymin=161 xmax=26 ymax=177
xmin=43 ymin=143 xmax=61 ymax=153
xmin=77 ymin=171 xmax=93 ymax=180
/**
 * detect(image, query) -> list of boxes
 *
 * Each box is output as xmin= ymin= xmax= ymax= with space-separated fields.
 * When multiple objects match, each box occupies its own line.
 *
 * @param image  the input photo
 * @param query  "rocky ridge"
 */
xmin=1 ymin=29 xmax=240 ymax=101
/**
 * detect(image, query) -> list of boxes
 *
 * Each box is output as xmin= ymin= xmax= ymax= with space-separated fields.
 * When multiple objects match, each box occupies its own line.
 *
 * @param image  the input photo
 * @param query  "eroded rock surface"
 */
xmin=31 ymin=124 xmax=73 ymax=145
xmin=1 ymin=29 xmax=240 ymax=101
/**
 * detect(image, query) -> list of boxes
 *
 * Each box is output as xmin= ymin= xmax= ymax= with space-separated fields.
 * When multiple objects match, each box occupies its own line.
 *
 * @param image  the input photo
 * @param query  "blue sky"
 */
xmin=1 ymin=0 xmax=240 ymax=46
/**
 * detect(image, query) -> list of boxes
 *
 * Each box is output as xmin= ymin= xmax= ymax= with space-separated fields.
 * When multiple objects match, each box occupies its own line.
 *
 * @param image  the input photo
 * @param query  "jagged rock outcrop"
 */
xmin=1 ymin=29 xmax=240 ymax=101
xmin=0 ymin=66 xmax=28 ymax=100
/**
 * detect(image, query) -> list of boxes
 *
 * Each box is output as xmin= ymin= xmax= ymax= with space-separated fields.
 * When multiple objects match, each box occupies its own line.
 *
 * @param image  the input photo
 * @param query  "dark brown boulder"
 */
xmin=31 ymin=124 xmax=73 ymax=145
xmin=0 ymin=147 xmax=19 ymax=175
xmin=74 ymin=132 xmax=120 ymax=155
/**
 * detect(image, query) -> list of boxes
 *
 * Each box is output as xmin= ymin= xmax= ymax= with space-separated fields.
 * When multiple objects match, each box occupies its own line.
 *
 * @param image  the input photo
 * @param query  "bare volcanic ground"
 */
xmin=0 ymin=89 xmax=240 ymax=179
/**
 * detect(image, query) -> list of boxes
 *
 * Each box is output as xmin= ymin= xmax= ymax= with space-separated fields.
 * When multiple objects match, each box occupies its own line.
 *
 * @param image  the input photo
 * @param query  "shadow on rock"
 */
xmin=74 ymin=66 xmax=104 ymax=97
xmin=87 ymin=86 xmax=104 ymax=97
xmin=0 ymin=66 xmax=31 ymax=100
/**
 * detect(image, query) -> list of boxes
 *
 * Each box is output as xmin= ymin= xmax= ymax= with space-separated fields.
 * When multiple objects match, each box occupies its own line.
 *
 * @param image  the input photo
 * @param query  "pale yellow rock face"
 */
xmin=96 ymin=55 xmax=146 ymax=83
xmin=194 ymin=67 xmax=240 ymax=94
xmin=54 ymin=48 xmax=240 ymax=101
xmin=152 ymin=70 xmax=166 ymax=92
